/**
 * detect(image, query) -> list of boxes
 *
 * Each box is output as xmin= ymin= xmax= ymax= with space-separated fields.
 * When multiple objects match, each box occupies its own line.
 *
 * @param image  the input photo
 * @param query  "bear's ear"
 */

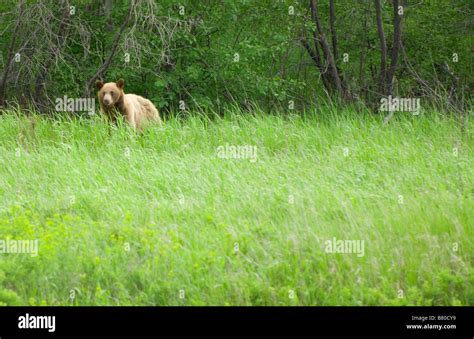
xmin=95 ymin=80 xmax=104 ymax=90
xmin=116 ymin=79 xmax=125 ymax=89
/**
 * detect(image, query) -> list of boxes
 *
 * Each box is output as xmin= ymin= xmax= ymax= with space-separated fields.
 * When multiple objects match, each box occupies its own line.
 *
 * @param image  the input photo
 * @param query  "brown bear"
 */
xmin=95 ymin=79 xmax=161 ymax=130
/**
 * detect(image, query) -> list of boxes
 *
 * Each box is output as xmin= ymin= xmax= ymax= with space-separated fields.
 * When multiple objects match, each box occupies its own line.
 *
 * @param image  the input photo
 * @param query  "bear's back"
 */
xmin=124 ymin=93 xmax=161 ymax=125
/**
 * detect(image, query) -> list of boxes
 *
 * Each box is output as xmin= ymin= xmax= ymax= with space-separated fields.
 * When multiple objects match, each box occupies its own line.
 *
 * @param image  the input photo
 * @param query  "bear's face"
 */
xmin=95 ymin=79 xmax=124 ymax=107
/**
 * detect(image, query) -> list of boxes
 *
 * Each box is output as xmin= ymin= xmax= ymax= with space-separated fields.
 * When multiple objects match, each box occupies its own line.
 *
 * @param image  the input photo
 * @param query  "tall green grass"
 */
xmin=0 ymin=108 xmax=472 ymax=305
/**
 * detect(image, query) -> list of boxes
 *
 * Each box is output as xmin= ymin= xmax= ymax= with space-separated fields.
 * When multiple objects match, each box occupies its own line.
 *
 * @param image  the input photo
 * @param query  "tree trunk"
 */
xmin=329 ymin=0 xmax=338 ymax=62
xmin=310 ymin=0 xmax=345 ymax=98
xmin=0 ymin=0 xmax=25 ymax=107
xmin=358 ymin=2 xmax=370 ymax=102
xmin=374 ymin=0 xmax=387 ymax=96
xmin=301 ymin=37 xmax=331 ymax=91
xmin=386 ymin=0 xmax=403 ymax=96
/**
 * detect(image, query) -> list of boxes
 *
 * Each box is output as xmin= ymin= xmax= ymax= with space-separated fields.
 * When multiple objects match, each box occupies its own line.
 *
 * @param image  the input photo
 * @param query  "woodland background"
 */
xmin=0 ymin=0 xmax=472 ymax=115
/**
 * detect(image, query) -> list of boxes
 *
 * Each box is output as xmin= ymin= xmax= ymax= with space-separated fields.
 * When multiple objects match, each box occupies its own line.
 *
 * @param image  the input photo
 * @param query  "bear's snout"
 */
xmin=103 ymin=93 xmax=113 ymax=106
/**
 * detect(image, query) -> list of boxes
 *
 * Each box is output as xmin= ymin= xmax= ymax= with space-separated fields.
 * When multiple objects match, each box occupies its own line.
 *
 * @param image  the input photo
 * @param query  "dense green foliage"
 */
xmin=0 ymin=109 xmax=472 ymax=305
xmin=0 ymin=0 xmax=472 ymax=112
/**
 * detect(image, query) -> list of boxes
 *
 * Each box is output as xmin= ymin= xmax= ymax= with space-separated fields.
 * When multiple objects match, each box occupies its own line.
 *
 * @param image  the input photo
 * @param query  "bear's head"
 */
xmin=95 ymin=79 xmax=124 ymax=107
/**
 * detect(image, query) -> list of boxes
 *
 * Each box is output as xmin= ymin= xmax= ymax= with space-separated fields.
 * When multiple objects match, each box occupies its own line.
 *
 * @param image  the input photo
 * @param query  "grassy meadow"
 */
xmin=0 ymin=108 xmax=472 ymax=306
